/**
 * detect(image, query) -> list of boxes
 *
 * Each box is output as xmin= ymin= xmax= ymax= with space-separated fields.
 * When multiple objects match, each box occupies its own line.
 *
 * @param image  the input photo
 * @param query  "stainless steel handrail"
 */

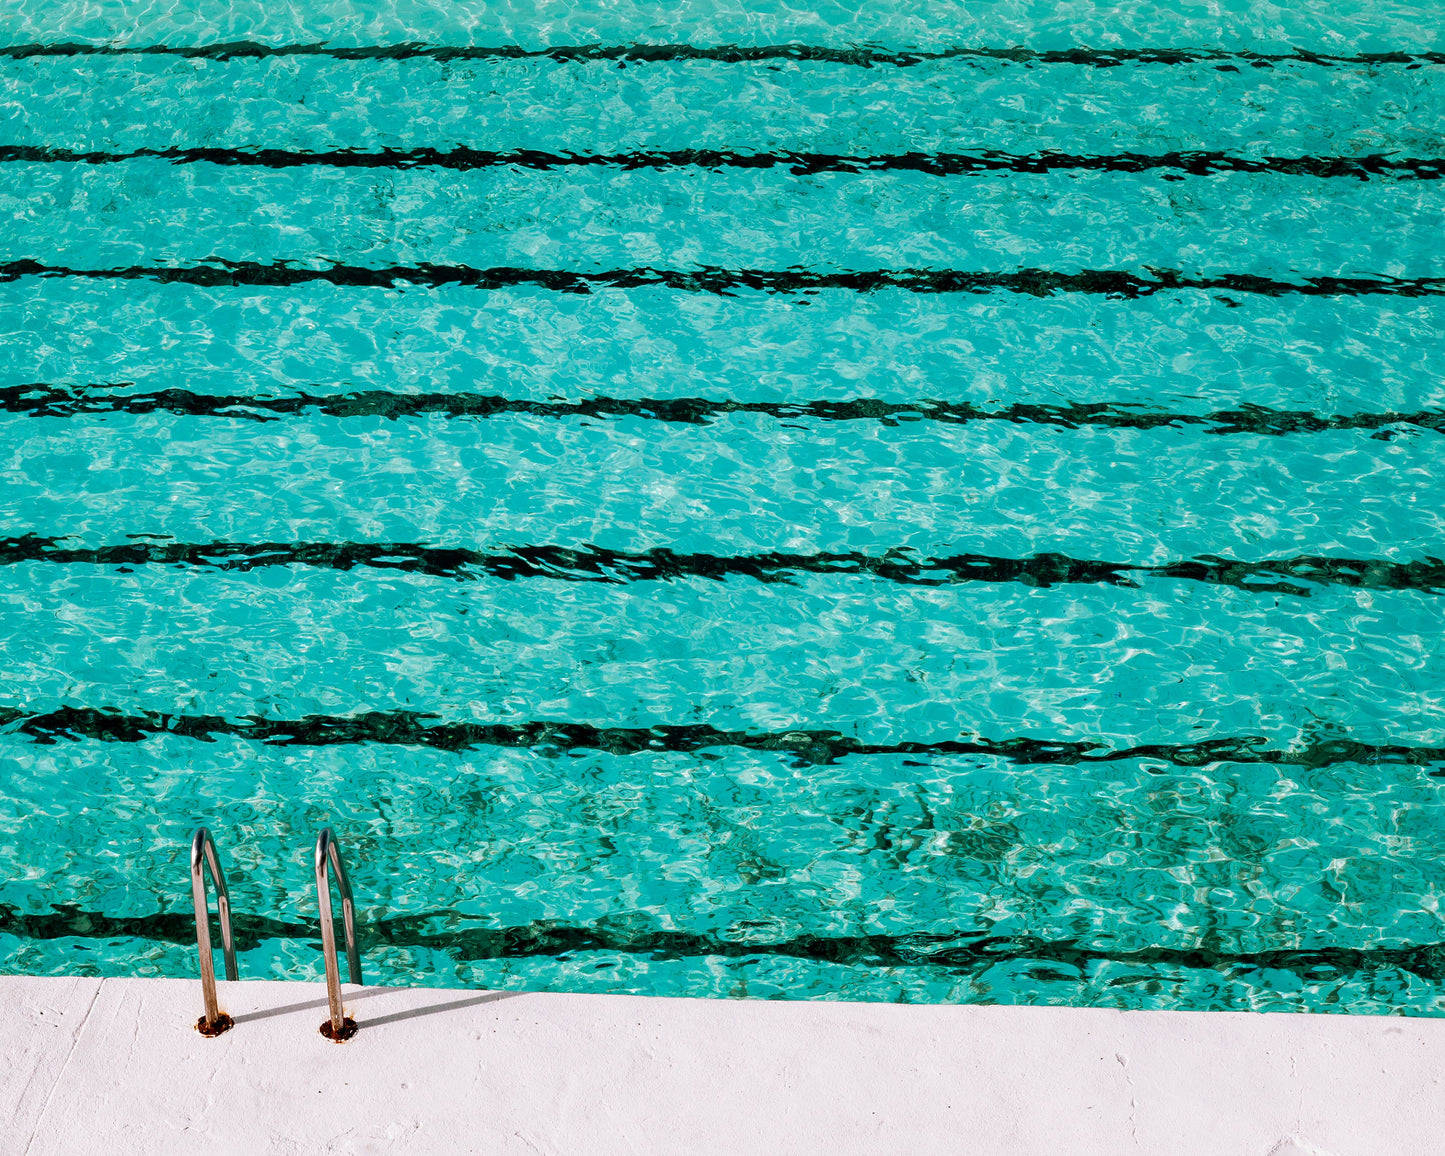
xmin=190 ymin=827 xmax=238 ymax=1033
xmin=314 ymin=827 xmax=362 ymax=1037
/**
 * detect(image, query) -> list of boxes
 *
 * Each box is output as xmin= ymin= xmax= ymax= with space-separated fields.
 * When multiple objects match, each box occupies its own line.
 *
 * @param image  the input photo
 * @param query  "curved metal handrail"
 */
xmin=190 ymin=827 xmax=238 ymax=1032
xmin=314 ymin=827 xmax=362 ymax=1036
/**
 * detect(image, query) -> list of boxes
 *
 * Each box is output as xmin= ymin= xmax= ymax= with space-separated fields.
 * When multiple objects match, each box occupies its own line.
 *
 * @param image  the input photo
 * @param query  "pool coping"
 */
xmin=2 ymin=973 xmax=1439 ymax=1154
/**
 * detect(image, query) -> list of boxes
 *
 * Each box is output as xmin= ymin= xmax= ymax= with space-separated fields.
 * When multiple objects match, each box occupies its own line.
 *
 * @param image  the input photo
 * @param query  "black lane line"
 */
xmin=2 ymin=535 xmax=1443 ymax=598
xmin=5 ymin=384 xmax=1443 ymax=439
xmin=6 ymin=903 xmax=1445 ymax=985
xmin=3 ymin=145 xmax=1440 ymax=181
xmin=3 ymin=260 xmax=1442 ymax=298
xmin=2 ymin=705 xmax=1442 ymax=769
xmin=2 ymin=41 xmax=1443 ymax=68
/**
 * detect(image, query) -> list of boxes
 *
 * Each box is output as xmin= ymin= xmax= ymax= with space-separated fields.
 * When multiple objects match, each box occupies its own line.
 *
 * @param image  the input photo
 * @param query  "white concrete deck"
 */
xmin=1 ymin=975 xmax=1441 ymax=1154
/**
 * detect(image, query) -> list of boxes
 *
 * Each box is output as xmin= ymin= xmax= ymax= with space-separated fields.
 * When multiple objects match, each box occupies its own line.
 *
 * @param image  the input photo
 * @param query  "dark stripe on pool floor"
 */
xmin=5 ymin=904 xmax=1445 ymax=985
xmin=4 ymin=535 xmax=1443 ymax=597
xmin=5 ymin=384 xmax=1442 ymax=438
xmin=5 ymin=146 xmax=1441 ymax=181
xmin=2 ymin=41 xmax=1442 ymax=68
xmin=3 ymin=260 xmax=1443 ymax=298
xmin=2 ymin=705 xmax=1441 ymax=769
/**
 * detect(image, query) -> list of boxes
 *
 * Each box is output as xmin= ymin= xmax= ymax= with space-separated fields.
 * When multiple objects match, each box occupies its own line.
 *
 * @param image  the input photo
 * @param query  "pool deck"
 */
xmin=1 ymin=975 xmax=1440 ymax=1154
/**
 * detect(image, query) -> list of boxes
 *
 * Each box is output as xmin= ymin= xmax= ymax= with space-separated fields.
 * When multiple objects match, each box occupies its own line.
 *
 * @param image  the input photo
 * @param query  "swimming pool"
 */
xmin=2 ymin=0 xmax=1444 ymax=1014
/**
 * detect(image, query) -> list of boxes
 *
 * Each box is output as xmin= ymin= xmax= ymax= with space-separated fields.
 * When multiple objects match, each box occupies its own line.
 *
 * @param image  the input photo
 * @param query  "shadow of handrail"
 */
xmin=230 ymin=984 xmax=395 ymax=1025
xmin=229 ymin=985 xmax=523 ymax=1027
xmin=360 ymin=989 xmax=522 ymax=1029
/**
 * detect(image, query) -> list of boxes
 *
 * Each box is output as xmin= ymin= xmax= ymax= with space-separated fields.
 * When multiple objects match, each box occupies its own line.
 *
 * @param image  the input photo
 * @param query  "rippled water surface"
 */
xmin=2 ymin=1 xmax=1444 ymax=1014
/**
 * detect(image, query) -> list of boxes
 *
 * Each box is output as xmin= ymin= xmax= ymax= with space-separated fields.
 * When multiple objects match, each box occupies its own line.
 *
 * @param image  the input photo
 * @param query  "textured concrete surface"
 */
xmin=1 ymin=974 xmax=1442 ymax=1154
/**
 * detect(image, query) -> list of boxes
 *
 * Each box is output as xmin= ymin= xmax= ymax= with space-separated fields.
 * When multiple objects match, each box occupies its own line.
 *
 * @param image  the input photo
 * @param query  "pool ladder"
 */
xmin=189 ymin=828 xmax=237 ymax=1034
xmin=314 ymin=827 xmax=363 ymax=1038
xmin=189 ymin=826 xmax=363 ymax=1039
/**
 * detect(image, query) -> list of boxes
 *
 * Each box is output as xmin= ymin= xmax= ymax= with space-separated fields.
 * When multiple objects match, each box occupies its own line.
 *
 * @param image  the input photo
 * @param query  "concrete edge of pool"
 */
xmin=1 ymin=974 xmax=1439 ymax=1154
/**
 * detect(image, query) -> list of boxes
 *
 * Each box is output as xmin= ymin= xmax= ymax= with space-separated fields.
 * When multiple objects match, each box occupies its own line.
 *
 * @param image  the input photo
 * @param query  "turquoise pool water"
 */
xmin=2 ymin=0 xmax=1444 ymax=1014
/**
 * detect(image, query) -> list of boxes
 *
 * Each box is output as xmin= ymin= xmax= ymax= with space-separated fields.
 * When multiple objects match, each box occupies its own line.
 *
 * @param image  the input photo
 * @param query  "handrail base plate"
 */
xmin=195 ymin=1012 xmax=235 ymax=1037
